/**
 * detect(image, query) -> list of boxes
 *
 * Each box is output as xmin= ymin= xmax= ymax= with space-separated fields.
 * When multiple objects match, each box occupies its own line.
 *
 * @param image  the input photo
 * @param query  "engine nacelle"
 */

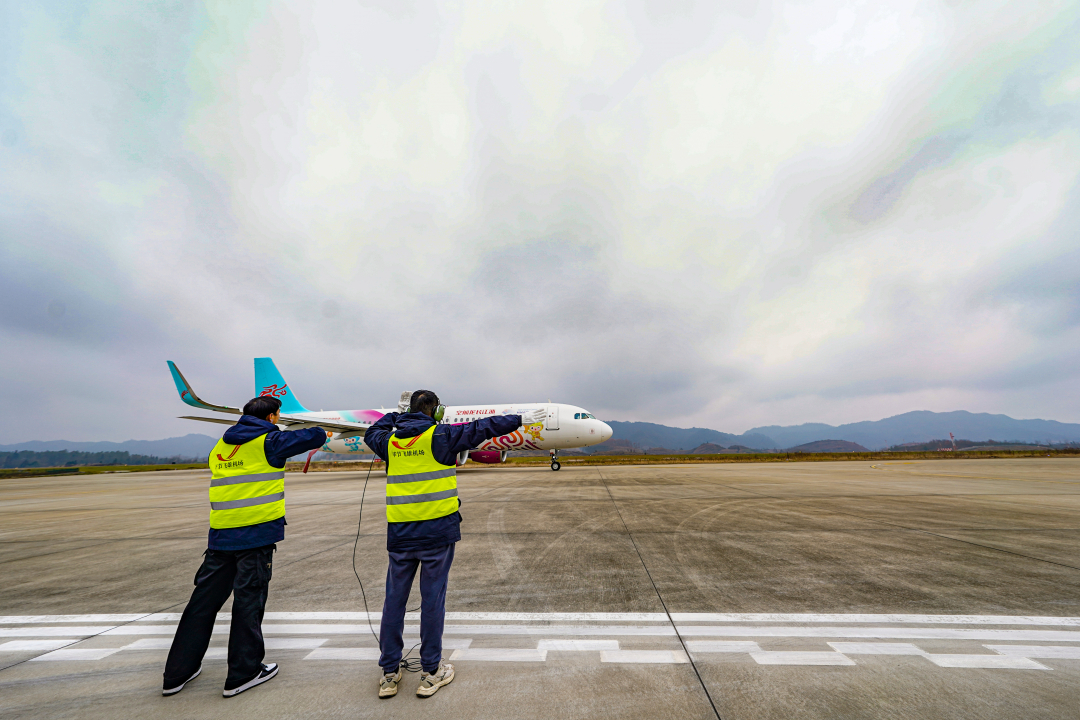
xmin=456 ymin=449 xmax=470 ymax=466
xmin=469 ymin=450 xmax=508 ymax=464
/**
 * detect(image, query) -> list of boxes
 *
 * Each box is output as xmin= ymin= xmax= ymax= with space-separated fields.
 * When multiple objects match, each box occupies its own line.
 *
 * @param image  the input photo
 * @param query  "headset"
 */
xmin=408 ymin=391 xmax=445 ymax=422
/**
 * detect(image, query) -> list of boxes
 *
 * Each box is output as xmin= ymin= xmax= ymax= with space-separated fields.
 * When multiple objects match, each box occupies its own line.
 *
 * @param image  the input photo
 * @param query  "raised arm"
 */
xmin=363 ymin=412 xmax=397 ymax=463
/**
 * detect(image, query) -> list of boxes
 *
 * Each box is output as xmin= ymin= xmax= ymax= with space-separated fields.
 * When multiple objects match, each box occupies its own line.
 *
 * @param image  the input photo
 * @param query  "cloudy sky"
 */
xmin=2 ymin=0 xmax=1079 ymax=443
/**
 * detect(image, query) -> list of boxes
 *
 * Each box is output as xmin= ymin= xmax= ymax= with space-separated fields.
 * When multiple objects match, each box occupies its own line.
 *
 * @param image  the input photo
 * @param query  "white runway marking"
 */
xmin=6 ymin=613 xmax=1080 ymax=625
xmin=0 ymin=639 xmax=79 ymax=652
xmin=925 ymin=655 xmax=1048 ymax=669
xmin=827 ymin=642 xmax=927 ymax=655
xmin=986 ymin=645 xmax=1080 ymax=659
xmin=686 ymin=641 xmax=763 ymax=653
xmin=449 ymin=649 xmax=547 ymax=662
xmin=600 ymin=650 xmax=689 ymax=664
xmin=30 ymin=648 xmax=121 ymax=662
xmin=537 ymin=639 xmax=620 ymax=651
xmin=306 ymin=648 xmax=382 ymax=660
xmin=5 ymin=612 xmax=1080 ymax=671
xmin=676 ymin=626 xmax=1080 ymax=642
xmin=751 ymin=652 xmax=856 ymax=666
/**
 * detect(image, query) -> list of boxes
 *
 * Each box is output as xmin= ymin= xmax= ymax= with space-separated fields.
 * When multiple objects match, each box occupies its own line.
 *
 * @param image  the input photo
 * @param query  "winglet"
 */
xmin=167 ymin=361 xmax=241 ymax=414
xmin=254 ymin=357 xmax=309 ymax=414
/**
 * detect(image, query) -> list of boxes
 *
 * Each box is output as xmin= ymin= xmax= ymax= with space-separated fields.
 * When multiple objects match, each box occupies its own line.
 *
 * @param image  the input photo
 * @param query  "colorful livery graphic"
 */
xmin=168 ymin=358 xmax=612 ymax=470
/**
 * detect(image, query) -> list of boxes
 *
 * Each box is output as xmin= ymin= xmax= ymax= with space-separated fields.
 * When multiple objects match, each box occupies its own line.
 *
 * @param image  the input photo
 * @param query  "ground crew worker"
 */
xmin=162 ymin=395 xmax=329 ymax=698
xmin=364 ymin=390 xmax=546 ymax=698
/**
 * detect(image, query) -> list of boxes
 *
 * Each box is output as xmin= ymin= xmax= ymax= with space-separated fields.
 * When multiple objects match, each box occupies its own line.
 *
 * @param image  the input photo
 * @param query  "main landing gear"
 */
xmin=549 ymin=450 xmax=561 ymax=471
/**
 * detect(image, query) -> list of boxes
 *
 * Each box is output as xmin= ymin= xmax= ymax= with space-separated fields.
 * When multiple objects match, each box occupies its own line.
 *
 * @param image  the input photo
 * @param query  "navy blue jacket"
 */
xmin=207 ymin=415 xmax=328 ymax=551
xmin=364 ymin=411 xmax=522 ymax=552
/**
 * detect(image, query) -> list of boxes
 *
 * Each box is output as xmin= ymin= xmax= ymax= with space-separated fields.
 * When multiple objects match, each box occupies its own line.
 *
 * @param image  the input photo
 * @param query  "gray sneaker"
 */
xmin=379 ymin=668 xmax=403 ymax=698
xmin=416 ymin=662 xmax=454 ymax=697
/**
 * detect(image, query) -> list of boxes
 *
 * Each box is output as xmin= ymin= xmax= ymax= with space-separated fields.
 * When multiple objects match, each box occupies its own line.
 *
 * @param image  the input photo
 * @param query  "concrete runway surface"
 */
xmin=2 ymin=458 xmax=1079 ymax=719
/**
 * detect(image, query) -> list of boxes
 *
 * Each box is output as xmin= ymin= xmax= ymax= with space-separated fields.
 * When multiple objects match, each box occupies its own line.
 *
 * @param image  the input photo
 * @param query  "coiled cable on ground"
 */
xmin=352 ymin=455 xmax=423 ymax=673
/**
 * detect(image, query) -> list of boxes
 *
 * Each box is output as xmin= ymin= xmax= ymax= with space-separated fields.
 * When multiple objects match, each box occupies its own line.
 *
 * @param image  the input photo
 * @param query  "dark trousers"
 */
xmin=164 ymin=544 xmax=275 ymax=687
xmin=379 ymin=543 xmax=455 ymax=674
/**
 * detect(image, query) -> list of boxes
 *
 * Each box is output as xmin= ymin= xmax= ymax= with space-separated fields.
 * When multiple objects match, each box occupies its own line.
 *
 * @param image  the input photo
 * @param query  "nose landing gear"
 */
xmin=549 ymin=450 xmax=561 ymax=471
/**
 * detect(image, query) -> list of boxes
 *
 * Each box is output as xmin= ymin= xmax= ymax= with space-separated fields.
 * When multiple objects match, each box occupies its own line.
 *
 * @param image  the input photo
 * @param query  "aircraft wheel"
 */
xmin=550 ymin=461 xmax=561 ymax=471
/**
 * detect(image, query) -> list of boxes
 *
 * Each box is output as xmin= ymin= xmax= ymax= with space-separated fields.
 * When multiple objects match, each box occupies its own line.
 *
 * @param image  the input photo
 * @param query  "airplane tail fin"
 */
xmin=254 ymin=357 xmax=309 ymax=414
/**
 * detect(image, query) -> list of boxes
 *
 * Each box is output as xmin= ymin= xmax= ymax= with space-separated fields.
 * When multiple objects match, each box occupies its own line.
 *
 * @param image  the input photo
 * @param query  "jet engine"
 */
xmin=468 ymin=450 xmax=508 ymax=464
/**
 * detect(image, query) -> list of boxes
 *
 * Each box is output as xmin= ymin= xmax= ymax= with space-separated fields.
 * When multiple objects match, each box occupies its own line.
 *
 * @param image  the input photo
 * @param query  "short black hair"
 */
xmin=244 ymin=396 xmax=282 ymax=420
xmin=409 ymin=390 xmax=440 ymax=416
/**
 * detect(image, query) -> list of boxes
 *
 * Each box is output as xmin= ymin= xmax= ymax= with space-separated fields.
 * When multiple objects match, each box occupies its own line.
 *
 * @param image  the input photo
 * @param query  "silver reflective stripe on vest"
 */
xmin=210 ymin=491 xmax=285 ymax=511
xmin=209 ymin=471 xmax=286 ymax=488
xmin=386 ymin=468 xmax=457 ymax=485
xmin=384 ymin=488 xmax=459 ymax=505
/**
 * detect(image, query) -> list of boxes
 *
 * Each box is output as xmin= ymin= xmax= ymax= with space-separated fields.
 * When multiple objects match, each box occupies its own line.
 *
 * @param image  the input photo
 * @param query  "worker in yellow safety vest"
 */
xmin=363 ymin=390 xmax=547 ymax=698
xmin=163 ymin=395 xmax=330 ymax=699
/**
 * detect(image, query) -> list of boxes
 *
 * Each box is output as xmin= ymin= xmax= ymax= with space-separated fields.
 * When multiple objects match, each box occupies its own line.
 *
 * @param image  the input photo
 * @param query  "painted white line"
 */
xmin=450 ymin=648 xmax=547 ymax=662
xmin=123 ymin=639 xmax=173 ymax=649
xmin=30 ymin=648 xmax=122 ymax=662
xmin=306 ymin=648 xmax=381 ymax=660
xmin=122 ymin=637 xmax=331 ymax=651
xmin=600 ymin=650 xmax=688 ymax=664
xmin=686 ymin=641 xmax=762 ymax=653
xmin=677 ymin=627 xmax=1080 ymax=642
xmin=0 ymin=615 xmax=146 ymax=624
xmin=827 ymin=643 xmax=927 ymax=655
xmin=0 ymin=639 xmax=80 ymax=652
xmin=751 ymin=652 xmax=855 ymax=666
xmin=261 ymin=624 xmax=675 ymax=637
xmin=0 ymin=628 xmax=107 ymax=637
xmin=670 ymin=614 xmax=1080 ymax=626
xmin=536 ymin=639 xmax=619 ymax=651
xmin=985 ymin=645 xmax=1080 ymax=659
xmin=401 ymin=638 xmax=473 ymax=649
xmin=6 ymin=613 xmax=1080 ymax=626
xmin=925 ymin=655 xmax=1048 ymax=669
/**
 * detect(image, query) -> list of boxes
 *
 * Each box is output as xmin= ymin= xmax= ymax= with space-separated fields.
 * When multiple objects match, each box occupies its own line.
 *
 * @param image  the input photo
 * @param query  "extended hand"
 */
xmin=520 ymin=408 xmax=546 ymax=425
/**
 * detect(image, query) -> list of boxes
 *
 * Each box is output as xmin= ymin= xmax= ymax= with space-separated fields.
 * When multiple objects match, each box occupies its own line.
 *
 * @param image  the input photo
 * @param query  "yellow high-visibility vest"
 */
xmin=208 ymin=434 xmax=285 ymax=529
xmin=385 ymin=425 xmax=458 ymax=523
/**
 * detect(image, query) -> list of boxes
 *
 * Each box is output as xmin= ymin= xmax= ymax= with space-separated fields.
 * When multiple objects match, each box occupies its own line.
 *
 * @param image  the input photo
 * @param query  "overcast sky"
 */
xmin=2 ymin=0 xmax=1079 ymax=443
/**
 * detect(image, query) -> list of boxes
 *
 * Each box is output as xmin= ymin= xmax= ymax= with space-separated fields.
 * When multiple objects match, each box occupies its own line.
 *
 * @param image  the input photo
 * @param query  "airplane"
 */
xmin=167 ymin=357 xmax=613 ymax=471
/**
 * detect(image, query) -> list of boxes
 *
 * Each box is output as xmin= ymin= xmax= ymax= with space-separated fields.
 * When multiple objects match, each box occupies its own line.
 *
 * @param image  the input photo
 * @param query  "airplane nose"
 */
xmin=599 ymin=421 xmax=613 ymax=442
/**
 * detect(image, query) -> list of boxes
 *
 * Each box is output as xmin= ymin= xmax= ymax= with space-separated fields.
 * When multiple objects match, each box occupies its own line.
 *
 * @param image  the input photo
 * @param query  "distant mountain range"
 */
xmin=3 ymin=411 xmax=1078 ymax=458
xmin=602 ymin=411 xmax=1080 ymax=452
xmin=0 ymin=434 xmax=219 ymax=460
xmin=743 ymin=411 xmax=1080 ymax=450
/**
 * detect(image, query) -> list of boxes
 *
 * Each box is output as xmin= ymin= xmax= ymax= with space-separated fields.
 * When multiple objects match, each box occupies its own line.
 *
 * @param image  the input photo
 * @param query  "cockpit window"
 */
xmin=576 ymin=412 xmax=596 ymax=419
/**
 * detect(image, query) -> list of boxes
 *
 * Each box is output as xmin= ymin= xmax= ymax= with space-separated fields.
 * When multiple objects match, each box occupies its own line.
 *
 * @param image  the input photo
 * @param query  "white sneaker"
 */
xmin=162 ymin=666 xmax=201 ymax=696
xmin=416 ymin=662 xmax=454 ymax=697
xmin=222 ymin=662 xmax=278 ymax=697
xmin=379 ymin=668 xmax=403 ymax=698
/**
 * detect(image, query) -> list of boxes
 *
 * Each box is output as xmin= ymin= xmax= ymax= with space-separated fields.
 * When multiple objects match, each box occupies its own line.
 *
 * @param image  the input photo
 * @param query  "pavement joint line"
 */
xmin=596 ymin=469 xmax=724 ymax=720
xmin=5 ymin=612 xmax=1080 ymax=625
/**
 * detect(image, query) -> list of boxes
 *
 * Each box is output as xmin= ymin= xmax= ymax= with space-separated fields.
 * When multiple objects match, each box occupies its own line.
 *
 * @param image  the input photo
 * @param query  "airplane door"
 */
xmin=545 ymin=405 xmax=559 ymax=431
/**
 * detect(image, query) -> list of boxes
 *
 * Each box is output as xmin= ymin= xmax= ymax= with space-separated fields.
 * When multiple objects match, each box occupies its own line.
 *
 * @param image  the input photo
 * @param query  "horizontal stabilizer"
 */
xmin=179 ymin=416 xmax=236 ymax=426
xmin=167 ymin=362 xmax=241 ymax=414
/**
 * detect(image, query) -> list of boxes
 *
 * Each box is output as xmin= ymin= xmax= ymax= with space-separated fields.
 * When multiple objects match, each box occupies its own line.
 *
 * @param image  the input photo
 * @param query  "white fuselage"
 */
xmin=315 ymin=403 xmax=612 ymax=456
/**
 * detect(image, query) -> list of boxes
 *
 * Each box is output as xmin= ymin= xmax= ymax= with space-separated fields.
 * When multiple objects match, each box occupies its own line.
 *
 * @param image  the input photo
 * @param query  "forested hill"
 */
xmin=0 ymin=450 xmax=194 ymax=469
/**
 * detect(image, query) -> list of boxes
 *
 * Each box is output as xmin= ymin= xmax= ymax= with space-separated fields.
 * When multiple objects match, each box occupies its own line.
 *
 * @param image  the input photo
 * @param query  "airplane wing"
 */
xmin=178 ymin=414 xmax=366 ymax=435
xmin=278 ymin=414 xmax=367 ymax=435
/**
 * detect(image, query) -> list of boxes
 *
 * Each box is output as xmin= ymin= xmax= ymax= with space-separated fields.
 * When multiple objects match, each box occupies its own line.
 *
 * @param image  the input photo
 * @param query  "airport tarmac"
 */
xmin=1 ymin=458 xmax=1079 ymax=719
